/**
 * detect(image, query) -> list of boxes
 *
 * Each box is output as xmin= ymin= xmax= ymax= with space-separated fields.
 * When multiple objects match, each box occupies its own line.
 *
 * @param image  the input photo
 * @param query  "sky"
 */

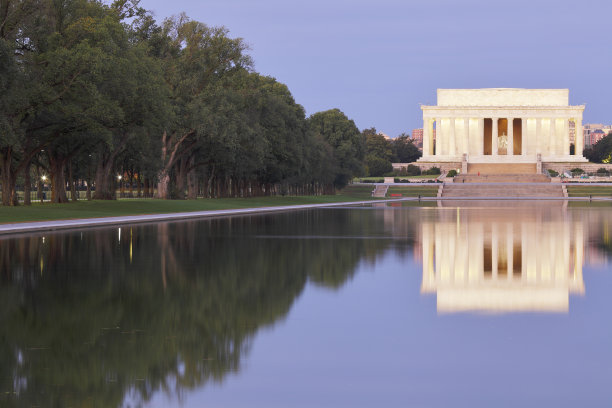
xmin=140 ymin=0 xmax=612 ymax=137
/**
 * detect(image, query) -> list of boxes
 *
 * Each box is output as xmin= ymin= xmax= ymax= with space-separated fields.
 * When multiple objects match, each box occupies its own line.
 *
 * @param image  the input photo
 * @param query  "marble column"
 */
xmin=492 ymin=118 xmax=498 ymax=156
xmin=478 ymin=118 xmax=485 ymax=155
xmin=575 ymin=118 xmax=583 ymax=156
xmin=436 ymin=119 xmax=443 ymax=156
xmin=521 ymin=118 xmax=527 ymax=156
xmin=463 ymin=118 xmax=470 ymax=156
xmin=562 ymin=119 xmax=570 ymax=155
xmin=550 ymin=118 xmax=557 ymax=156
xmin=449 ymin=118 xmax=456 ymax=156
xmin=507 ymin=117 xmax=514 ymax=156
xmin=423 ymin=118 xmax=433 ymax=156
xmin=536 ymin=118 xmax=542 ymax=154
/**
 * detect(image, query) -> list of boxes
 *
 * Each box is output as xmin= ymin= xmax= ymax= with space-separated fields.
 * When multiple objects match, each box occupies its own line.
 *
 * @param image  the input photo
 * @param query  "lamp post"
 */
xmin=41 ymin=175 xmax=48 ymax=202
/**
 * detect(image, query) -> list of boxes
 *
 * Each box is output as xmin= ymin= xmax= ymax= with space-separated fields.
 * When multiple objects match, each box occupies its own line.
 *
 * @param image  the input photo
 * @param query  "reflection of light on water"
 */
xmin=420 ymin=209 xmax=585 ymax=314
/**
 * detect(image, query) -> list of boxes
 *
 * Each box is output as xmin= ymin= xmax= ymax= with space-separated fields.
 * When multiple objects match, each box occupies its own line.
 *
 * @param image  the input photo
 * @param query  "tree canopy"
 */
xmin=0 ymin=0 xmax=374 ymax=205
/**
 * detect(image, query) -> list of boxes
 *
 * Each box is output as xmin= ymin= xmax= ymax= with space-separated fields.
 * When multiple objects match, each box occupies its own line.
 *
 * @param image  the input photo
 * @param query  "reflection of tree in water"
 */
xmin=0 ymin=209 xmax=396 ymax=407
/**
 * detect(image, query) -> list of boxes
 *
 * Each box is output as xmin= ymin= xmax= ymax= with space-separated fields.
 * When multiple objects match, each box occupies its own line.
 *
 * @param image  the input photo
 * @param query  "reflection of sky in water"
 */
xmin=2 ymin=205 xmax=612 ymax=407
xmin=171 ymin=206 xmax=612 ymax=408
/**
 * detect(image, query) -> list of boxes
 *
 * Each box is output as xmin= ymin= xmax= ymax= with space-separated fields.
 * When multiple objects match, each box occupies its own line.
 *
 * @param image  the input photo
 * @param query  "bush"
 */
xmin=423 ymin=166 xmax=441 ymax=175
xmin=596 ymin=167 xmax=610 ymax=176
xmin=547 ymin=169 xmax=559 ymax=177
xmin=446 ymin=169 xmax=458 ymax=177
xmin=571 ymin=168 xmax=584 ymax=176
xmin=405 ymin=164 xmax=421 ymax=176
xmin=366 ymin=155 xmax=393 ymax=177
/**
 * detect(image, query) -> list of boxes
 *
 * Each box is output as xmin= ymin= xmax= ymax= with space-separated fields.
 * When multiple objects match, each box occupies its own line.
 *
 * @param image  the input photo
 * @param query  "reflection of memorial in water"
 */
xmin=420 ymin=207 xmax=584 ymax=313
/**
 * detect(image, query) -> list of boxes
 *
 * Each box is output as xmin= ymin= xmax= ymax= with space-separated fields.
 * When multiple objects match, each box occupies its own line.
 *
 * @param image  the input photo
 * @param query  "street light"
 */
xmin=117 ymin=175 xmax=122 ymax=181
xmin=41 ymin=175 xmax=47 ymax=182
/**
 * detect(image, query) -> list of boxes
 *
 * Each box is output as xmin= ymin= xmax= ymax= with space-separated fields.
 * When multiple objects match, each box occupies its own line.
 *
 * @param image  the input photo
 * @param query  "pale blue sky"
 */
xmin=140 ymin=0 xmax=612 ymax=137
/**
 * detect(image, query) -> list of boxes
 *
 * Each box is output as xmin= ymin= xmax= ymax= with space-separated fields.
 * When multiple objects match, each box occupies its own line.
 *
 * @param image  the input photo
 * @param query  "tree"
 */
xmin=584 ymin=133 xmax=612 ymax=163
xmin=307 ymin=109 xmax=365 ymax=188
xmin=391 ymin=133 xmax=421 ymax=163
xmin=154 ymin=14 xmax=252 ymax=199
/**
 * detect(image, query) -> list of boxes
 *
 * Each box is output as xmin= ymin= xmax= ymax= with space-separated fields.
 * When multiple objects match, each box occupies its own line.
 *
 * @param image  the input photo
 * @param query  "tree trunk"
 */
xmin=187 ymin=160 xmax=197 ymax=199
xmin=69 ymin=161 xmax=78 ymax=202
xmin=93 ymin=159 xmax=115 ymax=200
xmin=0 ymin=149 xmax=18 ymax=206
xmin=48 ymin=154 xmax=68 ymax=203
xmin=23 ymin=162 xmax=31 ymax=205
xmin=174 ymin=158 xmax=188 ymax=200
xmin=156 ymin=171 xmax=170 ymax=199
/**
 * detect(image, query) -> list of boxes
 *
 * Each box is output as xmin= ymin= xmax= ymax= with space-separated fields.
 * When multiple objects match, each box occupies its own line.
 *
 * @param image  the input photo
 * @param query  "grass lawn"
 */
xmin=566 ymin=186 xmax=612 ymax=197
xmin=352 ymin=175 xmax=439 ymax=182
xmin=386 ymin=186 xmax=439 ymax=197
xmin=340 ymin=184 xmax=378 ymax=199
xmin=0 ymin=195 xmax=381 ymax=224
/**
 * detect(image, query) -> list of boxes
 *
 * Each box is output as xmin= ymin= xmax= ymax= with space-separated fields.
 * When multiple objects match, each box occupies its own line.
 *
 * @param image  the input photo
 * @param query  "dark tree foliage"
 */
xmin=0 ymin=0 xmax=365 ymax=204
xmin=307 ymin=109 xmax=365 ymax=188
xmin=391 ymin=133 xmax=421 ymax=163
xmin=584 ymin=133 xmax=612 ymax=163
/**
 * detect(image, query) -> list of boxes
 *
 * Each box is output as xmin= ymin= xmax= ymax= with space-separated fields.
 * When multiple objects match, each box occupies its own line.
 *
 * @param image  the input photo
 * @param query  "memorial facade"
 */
xmin=418 ymin=88 xmax=588 ymax=166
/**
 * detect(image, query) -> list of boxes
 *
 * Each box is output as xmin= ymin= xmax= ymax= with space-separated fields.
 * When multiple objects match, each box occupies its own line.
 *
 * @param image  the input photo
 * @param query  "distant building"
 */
xmin=411 ymin=128 xmax=435 ymax=150
xmin=584 ymin=124 xmax=612 ymax=147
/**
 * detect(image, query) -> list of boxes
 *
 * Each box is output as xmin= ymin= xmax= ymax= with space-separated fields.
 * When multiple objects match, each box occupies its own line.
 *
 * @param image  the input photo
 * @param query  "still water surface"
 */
xmin=1 ymin=202 xmax=612 ymax=407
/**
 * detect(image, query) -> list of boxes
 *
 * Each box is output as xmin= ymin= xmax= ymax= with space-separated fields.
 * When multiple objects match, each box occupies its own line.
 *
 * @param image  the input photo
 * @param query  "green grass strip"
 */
xmin=0 ymin=195 xmax=382 ymax=224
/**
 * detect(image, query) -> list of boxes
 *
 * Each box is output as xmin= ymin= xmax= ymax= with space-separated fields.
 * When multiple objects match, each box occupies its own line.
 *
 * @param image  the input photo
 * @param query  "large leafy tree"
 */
xmin=363 ymin=127 xmax=393 ymax=176
xmin=391 ymin=132 xmax=421 ymax=163
xmin=154 ymin=14 xmax=251 ymax=199
xmin=307 ymin=109 xmax=365 ymax=188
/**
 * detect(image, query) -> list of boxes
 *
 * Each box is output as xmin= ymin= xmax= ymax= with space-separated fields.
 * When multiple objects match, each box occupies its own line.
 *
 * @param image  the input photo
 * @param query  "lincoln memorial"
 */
xmin=418 ymin=88 xmax=588 ymax=169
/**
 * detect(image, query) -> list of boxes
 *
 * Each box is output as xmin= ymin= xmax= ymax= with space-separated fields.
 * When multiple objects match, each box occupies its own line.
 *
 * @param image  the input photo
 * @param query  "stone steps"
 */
xmin=455 ymin=174 xmax=550 ymax=183
xmin=372 ymin=185 xmax=388 ymax=197
xmin=467 ymin=163 xmax=537 ymax=175
xmin=442 ymin=183 xmax=564 ymax=198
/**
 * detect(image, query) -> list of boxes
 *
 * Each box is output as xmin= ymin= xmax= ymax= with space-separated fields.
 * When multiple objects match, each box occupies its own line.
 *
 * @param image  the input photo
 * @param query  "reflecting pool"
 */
xmin=1 ymin=202 xmax=612 ymax=407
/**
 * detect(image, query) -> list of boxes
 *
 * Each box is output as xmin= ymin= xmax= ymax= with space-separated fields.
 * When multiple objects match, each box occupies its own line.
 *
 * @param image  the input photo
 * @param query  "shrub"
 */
xmin=571 ymin=168 xmax=584 ymax=176
xmin=423 ymin=166 xmax=441 ymax=175
xmin=446 ymin=169 xmax=458 ymax=177
xmin=405 ymin=164 xmax=421 ymax=176
xmin=596 ymin=167 xmax=610 ymax=176
xmin=547 ymin=169 xmax=559 ymax=177
xmin=366 ymin=155 xmax=393 ymax=177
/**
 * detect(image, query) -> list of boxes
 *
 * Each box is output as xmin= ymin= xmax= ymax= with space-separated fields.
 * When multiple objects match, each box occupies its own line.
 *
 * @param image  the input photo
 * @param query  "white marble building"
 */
xmin=419 ymin=88 xmax=588 ymax=165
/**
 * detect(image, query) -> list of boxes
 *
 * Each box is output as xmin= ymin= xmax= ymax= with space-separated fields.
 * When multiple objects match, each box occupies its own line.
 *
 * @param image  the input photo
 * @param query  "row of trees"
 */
xmin=362 ymin=128 xmax=421 ymax=176
xmin=0 ymin=0 xmax=421 ymax=206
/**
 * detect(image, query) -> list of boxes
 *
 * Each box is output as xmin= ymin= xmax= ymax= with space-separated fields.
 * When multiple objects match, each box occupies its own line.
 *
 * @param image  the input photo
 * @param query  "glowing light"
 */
xmin=41 ymin=175 xmax=47 ymax=182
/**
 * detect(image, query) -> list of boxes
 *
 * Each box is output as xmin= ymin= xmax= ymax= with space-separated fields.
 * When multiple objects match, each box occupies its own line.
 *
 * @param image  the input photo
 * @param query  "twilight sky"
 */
xmin=140 ymin=0 xmax=612 ymax=137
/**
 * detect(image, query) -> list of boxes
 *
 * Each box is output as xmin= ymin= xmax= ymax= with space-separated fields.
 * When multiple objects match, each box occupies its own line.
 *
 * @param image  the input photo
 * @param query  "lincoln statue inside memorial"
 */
xmin=418 ymin=88 xmax=588 ymax=173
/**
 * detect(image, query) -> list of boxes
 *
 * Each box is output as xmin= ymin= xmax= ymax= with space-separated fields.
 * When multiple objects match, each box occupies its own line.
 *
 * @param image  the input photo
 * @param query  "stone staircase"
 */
xmin=441 ymin=183 xmax=564 ymax=198
xmin=454 ymin=174 xmax=550 ymax=183
xmin=372 ymin=185 xmax=389 ymax=197
xmin=467 ymin=163 xmax=537 ymax=174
